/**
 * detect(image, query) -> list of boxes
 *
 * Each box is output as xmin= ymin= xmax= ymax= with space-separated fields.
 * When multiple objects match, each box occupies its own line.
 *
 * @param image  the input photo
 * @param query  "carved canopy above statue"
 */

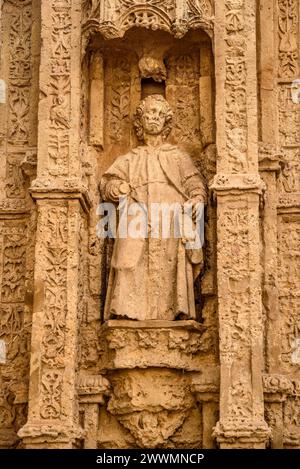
xmin=82 ymin=0 xmax=214 ymax=50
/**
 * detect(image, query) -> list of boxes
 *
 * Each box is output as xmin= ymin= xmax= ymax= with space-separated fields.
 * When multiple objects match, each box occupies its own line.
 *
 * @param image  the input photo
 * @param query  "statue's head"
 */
xmin=134 ymin=94 xmax=173 ymax=142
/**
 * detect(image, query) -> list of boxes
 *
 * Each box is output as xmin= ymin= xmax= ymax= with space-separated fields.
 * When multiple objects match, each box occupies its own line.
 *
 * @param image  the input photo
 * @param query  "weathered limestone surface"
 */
xmin=0 ymin=0 xmax=299 ymax=449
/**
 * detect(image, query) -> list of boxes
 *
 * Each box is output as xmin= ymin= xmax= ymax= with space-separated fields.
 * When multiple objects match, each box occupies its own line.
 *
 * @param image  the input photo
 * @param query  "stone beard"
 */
xmin=100 ymin=95 xmax=207 ymax=321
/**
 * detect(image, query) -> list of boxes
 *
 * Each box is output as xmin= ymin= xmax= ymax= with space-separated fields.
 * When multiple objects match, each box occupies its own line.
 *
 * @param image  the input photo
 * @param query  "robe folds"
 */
xmin=100 ymin=143 xmax=207 ymax=321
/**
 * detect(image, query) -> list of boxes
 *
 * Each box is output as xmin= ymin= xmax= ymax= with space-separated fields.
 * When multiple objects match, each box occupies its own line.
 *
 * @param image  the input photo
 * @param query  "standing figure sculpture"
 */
xmin=100 ymin=95 xmax=206 ymax=321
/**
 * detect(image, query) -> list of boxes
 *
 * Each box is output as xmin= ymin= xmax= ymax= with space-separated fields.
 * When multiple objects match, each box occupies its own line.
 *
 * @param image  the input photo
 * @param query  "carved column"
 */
xmin=211 ymin=0 xmax=270 ymax=448
xmin=78 ymin=375 xmax=110 ymax=450
xmin=259 ymin=145 xmax=281 ymax=375
xmin=192 ymin=370 xmax=219 ymax=449
xmin=19 ymin=0 xmax=89 ymax=448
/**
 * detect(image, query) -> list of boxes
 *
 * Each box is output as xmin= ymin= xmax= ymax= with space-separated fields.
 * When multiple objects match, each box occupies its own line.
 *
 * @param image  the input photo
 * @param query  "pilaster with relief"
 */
xmin=0 ymin=0 xmax=39 ymax=448
xmin=211 ymin=0 xmax=270 ymax=448
xmin=275 ymin=0 xmax=300 ymax=415
xmin=18 ymin=0 xmax=89 ymax=448
xmin=257 ymin=0 xmax=300 ymax=448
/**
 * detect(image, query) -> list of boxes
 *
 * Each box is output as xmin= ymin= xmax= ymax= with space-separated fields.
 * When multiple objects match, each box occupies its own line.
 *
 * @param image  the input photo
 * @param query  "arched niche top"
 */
xmin=82 ymin=0 xmax=214 ymax=54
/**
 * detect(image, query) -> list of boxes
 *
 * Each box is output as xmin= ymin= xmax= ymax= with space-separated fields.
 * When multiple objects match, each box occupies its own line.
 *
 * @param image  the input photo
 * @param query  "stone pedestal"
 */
xmin=98 ymin=320 xmax=210 ymax=448
xmin=100 ymin=320 xmax=206 ymax=372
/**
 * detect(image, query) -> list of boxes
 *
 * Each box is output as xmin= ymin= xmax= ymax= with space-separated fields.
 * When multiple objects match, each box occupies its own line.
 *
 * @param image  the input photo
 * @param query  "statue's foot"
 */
xmin=175 ymin=312 xmax=190 ymax=321
xmin=109 ymin=312 xmax=138 ymax=321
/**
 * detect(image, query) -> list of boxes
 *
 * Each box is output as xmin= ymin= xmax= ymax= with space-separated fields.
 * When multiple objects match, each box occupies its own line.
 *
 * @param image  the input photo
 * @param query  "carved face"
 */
xmin=141 ymin=99 xmax=167 ymax=136
xmin=134 ymin=95 xmax=173 ymax=141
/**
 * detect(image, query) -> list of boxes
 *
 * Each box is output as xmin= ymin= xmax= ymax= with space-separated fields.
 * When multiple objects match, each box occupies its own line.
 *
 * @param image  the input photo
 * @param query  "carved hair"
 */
xmin=134 ymin=94 xmax=173 ymax=142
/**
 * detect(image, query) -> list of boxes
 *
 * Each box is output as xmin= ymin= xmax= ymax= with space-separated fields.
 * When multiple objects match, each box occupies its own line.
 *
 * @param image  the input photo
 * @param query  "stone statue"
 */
xmin=100 ymin=95 xmax=207 ymax=321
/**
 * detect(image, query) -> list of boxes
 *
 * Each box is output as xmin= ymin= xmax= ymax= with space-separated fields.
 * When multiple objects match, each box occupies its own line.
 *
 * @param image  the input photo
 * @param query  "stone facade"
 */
xmin=0 ymin=0 xmax=299 ymax=449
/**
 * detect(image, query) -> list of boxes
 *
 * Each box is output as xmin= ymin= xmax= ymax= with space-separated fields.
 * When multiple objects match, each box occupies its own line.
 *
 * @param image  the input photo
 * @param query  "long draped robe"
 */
xmin=100 ymin=143 xmax=206 ymax=321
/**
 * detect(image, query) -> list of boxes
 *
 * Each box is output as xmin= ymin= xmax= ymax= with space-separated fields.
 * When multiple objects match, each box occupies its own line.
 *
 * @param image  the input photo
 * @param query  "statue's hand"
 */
xmin=109 ymin=181 xmax=130 ymax=202
xmin=186 ymin=196 xmax=205 ymax=223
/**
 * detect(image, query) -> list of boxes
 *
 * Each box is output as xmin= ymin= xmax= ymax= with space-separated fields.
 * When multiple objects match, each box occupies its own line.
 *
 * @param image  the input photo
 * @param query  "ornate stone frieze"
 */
xmin=210 ymin=173 xmax=266 ymax=196
xmin=278 ymin=193 xmax=300 ymax=210
xmin=30 ymin=178 xmax=91 ymax=213
xmin=263 ymin=374 xmax=299 ymax=398
xmin=0 ymin=200 xmax=28 ymax=216
xmin=18 ymin=422 xmax=84 ymax=447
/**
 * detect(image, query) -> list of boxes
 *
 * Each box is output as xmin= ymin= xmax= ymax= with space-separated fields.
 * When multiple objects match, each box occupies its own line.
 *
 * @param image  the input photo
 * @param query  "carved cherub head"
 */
xmin=134 ymin=95 xmax=173 ymax=142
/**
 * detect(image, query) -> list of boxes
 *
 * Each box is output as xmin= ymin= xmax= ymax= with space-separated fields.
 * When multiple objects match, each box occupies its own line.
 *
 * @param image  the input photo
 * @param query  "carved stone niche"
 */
xmin=80 ymin=10 xmax=217 ymax=450
xmin=83 ymin=26 xmax=217 ymax=324
xmin=85 ymin=27 xmax=215 ymax=156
